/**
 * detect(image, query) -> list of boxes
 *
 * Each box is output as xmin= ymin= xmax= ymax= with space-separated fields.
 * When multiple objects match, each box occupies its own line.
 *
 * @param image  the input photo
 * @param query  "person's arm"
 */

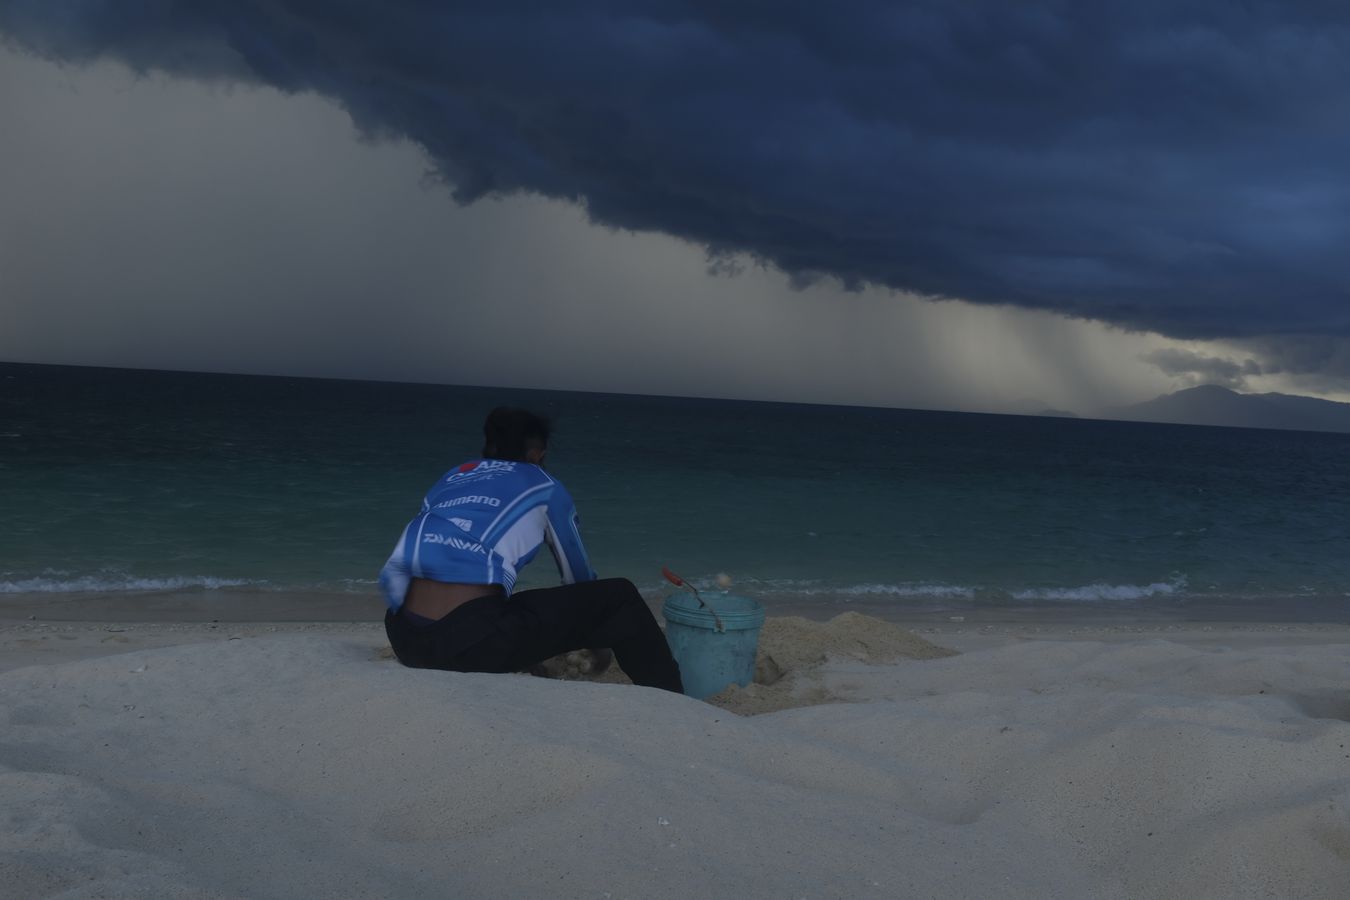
xmin=545 ymin=484 xmax=611 ymax=670
xmin=543 ymin=485 xmax=597 ymax=584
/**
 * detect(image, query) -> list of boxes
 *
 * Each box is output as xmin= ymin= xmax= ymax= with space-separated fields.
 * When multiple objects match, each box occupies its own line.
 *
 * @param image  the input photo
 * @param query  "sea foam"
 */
xmin=1009 ymin=576 xmax=1187 ymax=603
xmin=0 ymin=572 xmax=265 ymax=593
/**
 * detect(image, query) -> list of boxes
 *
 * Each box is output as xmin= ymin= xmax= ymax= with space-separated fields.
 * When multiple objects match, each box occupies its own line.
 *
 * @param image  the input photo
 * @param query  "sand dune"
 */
xmin=2 ymin=622 xmax=1349 ymax=898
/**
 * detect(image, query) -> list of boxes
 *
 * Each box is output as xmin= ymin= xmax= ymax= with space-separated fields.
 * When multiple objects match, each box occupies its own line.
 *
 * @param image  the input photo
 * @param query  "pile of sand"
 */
xmin=705 ymin=612 xmax=957 ymax=714
xmin=753 ymin=610 xmax=956 ymax=669
xmin=529 ymin=612 xmax=958 ymax=715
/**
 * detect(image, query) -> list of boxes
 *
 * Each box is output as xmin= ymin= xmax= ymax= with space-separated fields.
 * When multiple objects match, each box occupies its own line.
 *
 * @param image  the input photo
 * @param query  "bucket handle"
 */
xmin=661 ymin=566 xmax=725 ymax=633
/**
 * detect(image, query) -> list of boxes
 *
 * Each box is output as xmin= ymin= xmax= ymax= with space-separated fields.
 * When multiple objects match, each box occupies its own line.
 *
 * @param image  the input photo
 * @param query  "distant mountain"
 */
xmin=1103 ymin=385 xmax=1350 ymax=434
xmin=1006 ymin=398 xmax=1080 ymax=419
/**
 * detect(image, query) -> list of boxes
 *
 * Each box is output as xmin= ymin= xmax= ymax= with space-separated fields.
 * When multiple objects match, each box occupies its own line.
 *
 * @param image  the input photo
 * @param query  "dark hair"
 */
xmin=481 ymin=407 xmax=552 ymax=461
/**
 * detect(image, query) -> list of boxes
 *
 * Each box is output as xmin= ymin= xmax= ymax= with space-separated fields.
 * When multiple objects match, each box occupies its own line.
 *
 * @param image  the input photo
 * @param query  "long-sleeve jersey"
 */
xmin=378 ymin=459 xmax=597 ymax=611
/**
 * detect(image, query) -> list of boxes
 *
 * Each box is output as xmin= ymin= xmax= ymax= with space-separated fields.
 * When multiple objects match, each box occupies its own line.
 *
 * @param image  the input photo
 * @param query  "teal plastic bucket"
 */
xmin=662 ymin=592 xmax=766 ymax=700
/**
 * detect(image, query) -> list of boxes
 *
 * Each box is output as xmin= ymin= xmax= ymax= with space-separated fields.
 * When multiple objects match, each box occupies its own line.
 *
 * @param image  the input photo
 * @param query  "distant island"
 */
xmin=1100 ymin=384 xmax=1350 ymax=434
xmin=1006 ymin=398 xmax=1080 ymax=419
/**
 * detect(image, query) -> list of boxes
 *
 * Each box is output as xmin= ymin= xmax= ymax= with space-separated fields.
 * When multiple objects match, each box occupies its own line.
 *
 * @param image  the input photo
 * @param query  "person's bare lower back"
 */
xmin=403 ymin=578 xmax=504 ymax=620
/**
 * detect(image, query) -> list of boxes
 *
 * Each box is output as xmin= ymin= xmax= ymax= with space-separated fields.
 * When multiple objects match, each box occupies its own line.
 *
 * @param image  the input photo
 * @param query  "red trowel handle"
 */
xmin=661 ymin=565 xmax=724 ymax=632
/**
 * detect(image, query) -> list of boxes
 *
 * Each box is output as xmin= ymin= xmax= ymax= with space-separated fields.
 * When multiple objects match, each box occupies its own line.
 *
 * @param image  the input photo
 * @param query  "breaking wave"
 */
xmin=1009 ymin=576 xmax=1188 ymax=603
xmin=636 ymin=574 xmax=1189 ymax=605
xmin=0 ymin=573 xmax=269 ymax=593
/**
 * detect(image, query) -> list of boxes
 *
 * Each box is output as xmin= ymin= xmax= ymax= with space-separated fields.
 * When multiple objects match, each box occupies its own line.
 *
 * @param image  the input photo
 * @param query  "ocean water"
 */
xmin=3 ymin=363 xmax=1349 ymax=619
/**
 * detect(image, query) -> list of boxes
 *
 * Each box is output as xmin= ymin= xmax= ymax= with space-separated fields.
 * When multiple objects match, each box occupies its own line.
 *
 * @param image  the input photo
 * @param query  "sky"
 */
xmin=3 ymin=2 xmax=1349 ymax=414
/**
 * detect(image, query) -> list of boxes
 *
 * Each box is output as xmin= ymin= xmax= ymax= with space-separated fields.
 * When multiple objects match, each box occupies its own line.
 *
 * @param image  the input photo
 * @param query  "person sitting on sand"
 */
xmin=379 ymin=406 xmax=684 ymax=694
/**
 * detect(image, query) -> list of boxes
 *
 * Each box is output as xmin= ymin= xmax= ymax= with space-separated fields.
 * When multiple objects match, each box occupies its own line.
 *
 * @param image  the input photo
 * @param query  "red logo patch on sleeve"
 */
xmin=458 ymin=462 xmax=478 ymax=473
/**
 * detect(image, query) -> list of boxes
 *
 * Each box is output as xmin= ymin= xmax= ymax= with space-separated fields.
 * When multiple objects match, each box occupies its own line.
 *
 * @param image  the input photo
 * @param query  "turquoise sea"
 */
xmin=3 ymin=363 xmax=1348 ymax=620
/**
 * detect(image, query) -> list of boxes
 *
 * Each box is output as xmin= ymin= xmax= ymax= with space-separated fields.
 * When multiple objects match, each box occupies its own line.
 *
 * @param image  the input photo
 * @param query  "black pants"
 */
xmin=384 ymin=577 xmax=683 ymax=693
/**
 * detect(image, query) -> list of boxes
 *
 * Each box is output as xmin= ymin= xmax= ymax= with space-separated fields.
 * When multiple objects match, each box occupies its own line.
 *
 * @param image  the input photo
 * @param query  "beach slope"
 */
xmin=3 ymin=628 xmax=1349 ymax=899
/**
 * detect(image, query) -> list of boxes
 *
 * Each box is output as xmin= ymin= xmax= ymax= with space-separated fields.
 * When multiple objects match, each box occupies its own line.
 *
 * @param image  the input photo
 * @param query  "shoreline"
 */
xmin=6 ymin=586 xmax=1349 ymax=680
xmin=6 ymin=615 xmax=1350 ymax=676
xmin=4 ymin=585 xmax=1348 ymax=624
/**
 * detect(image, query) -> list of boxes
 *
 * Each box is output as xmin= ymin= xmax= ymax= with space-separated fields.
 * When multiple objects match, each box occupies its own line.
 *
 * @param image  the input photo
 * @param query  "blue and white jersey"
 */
xmin=379 ymin=459 xmax=596 ymax=611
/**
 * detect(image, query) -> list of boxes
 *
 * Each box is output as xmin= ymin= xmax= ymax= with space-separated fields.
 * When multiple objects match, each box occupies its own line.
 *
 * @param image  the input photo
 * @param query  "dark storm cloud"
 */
xmin=1140 ymin=348 xmax=1262 ymax=390
xmin=4 ymin=1 xmax=1350 ymax=340
xmin=1238 ymin=334 xmax=1350 ymax=384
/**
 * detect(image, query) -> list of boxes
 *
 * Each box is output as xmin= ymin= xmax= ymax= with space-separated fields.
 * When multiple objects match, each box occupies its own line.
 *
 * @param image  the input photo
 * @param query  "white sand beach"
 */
xmin=3 ymin=614 xmax=1349 ymax=899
